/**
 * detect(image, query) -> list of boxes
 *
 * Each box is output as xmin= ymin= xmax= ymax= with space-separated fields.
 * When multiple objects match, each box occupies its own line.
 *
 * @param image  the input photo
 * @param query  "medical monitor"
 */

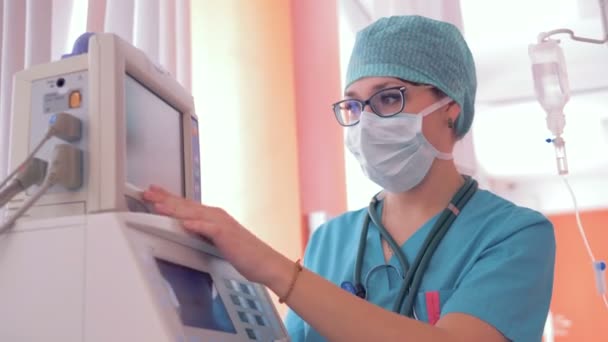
xmin=7 ymin=33 xmax=201 ymax=218
xmin=3 ymin=33 xmax=289 ymax=342
xmin=125 ymin=75 xmax=184 ymax=197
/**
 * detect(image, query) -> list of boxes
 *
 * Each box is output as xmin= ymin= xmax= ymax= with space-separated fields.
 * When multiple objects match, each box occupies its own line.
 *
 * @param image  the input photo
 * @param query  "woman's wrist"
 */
xmin=265 ymin=252 xmax=298 ymax=299
xmin=278 ymin=259 xmax=303 ymax=303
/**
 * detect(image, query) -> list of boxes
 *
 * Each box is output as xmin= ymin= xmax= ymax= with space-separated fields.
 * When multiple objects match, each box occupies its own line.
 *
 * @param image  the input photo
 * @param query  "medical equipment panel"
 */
xmin=7 ymin=63 xmax=90 ymax=218
xmin=1 ymin=33 xmax=288 ymax=342
xmin=126 ymin=216 xmax=288 ymax=341
xmin=6 ymin=33 xmax=200 ymax=220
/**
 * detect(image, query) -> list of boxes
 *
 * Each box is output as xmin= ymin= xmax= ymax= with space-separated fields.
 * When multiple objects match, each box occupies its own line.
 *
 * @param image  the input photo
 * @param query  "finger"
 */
xmin=144 ymin=186 xmax=225 ymax=222
xmin=142 ymin=186 xmax=172 ymax=202
xmin=157 ymin=197 xmax=221 ymax=220
xmin=149 ymin=184 xmax=167 ymax=193
xmin=157 ymin=200 xmax=205 ymax=220
xmin=144 ymin=186 xmax=191 ymax=213
xmin=182 ymin=219 xmax=221 ymax=240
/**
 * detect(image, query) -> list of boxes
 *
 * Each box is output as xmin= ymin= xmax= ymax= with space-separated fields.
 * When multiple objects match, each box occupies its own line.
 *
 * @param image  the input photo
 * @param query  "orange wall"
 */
xmin=547 ymin=209 xmax=608 ymax=341
xmin=291 ymin=0 xmax=347 ymax=253
xmin=190 ymin=0 xmax=303 ymax=317
xmin=190 ymin=0 xmax=346 ymax=316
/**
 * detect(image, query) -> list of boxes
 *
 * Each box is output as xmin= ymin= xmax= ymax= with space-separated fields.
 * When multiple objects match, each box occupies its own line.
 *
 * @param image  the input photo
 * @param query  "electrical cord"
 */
xmin=0 ymin=112 xmax=81 ymax=191
xmin=0 ymin=158 xmax=48 ymax=208
xmin=0 ymin=144 xmax=82 ymax=235
xmin=0 ymin=130 xmax=52 ymax=191
xmin=0 ymin=182 xmax=23 ymax=209
xmin=0 ymin=179 xmax=54 ymax=235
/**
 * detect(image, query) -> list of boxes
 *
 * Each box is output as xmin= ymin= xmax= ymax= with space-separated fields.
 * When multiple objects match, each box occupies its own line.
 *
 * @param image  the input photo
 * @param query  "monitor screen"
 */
xmin=155 ymin=258 xmax=237 ymax=334
xmin=125 ymin=75 xmax=184 ymax=196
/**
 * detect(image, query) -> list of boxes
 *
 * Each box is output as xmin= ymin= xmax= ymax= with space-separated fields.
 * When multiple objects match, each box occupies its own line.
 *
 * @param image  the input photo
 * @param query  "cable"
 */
xmin=0 ymin=180 xmax=54 ymax=235
xmin=562 ymin=176 xmax=608 ymax=310
xmin=0 ymin=130 xmax=52 ymax=191
xmin=0 ymin=112 xmax=81 ymax=191
xmin=0 ymin=182 xmax=23 ymax=208
xmin=0 ymin=158 xmax=48 ymax=208
xmin=0 ymin=144 xmax=82 ymax=235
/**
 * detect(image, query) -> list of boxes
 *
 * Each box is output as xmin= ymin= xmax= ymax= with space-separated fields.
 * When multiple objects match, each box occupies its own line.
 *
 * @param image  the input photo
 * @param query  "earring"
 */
xmin=447 ymin=118 xmax=454 ymax=129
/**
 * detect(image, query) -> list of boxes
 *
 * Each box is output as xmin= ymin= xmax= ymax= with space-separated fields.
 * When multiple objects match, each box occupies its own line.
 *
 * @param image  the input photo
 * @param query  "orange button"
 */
xmin=69 ymin=91 xmax=82 ymax=108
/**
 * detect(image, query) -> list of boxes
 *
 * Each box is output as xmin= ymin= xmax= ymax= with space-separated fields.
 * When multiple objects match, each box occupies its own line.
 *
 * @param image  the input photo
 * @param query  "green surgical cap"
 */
xmin=345 ymin=15 xmax=477 ymax=138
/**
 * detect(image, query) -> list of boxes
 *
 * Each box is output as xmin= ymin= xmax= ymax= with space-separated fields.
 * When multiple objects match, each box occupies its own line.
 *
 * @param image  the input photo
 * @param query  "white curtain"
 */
xmin=0 ymin=0 xmax=192 ymax=181
xmin=341 ymin=0 xmax=464 ymax=34
xmin=0 ymin=0 xmax=26 ymax=183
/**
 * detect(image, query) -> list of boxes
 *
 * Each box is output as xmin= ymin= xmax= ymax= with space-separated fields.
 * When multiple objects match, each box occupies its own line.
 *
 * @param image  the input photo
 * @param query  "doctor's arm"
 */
xmin=142 ymin=186 xmax=508 ymax=342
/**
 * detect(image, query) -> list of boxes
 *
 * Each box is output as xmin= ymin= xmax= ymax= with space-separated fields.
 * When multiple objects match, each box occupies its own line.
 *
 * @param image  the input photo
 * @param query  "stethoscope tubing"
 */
xmin=352 ymin=176 xmax=478 ymax=317
xmin=394 ymin=180 xmax=478 ymax=315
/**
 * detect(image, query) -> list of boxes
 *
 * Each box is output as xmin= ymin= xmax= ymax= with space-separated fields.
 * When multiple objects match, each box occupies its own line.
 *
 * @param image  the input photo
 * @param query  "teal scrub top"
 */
xmin=284 ymin=189 xmax=556 ymax=342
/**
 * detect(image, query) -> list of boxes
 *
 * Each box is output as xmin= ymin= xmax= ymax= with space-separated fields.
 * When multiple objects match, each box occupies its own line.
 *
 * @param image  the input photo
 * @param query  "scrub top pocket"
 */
xmin=414 ymin=289 xmax=456 ymax=325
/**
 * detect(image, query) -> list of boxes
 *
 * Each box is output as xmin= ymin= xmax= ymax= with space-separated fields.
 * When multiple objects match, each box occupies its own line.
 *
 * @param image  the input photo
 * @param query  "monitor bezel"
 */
xmin=123 ymin=73 xmax=186 ymax=199
xmin=89 ymin=33 xmax=199 ymax=212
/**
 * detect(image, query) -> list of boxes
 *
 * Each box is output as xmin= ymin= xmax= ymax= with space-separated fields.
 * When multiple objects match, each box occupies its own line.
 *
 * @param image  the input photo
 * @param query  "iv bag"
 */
xmin=529 ymin=40 xmax=570 ymax=135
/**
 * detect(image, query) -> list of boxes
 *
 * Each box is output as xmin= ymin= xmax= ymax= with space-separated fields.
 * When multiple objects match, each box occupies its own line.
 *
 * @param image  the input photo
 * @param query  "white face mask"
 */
xmin=345 ymin=97 xmax=453 ymax=193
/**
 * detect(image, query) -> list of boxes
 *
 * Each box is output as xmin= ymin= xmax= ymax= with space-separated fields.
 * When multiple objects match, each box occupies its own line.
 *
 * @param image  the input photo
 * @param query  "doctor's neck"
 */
xmin=384 ymin=160 xmax=464 ymax=217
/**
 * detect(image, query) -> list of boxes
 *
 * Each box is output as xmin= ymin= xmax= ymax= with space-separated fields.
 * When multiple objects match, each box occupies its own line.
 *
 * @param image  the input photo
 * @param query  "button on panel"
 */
xmin=239 ymin=282 xmax=252 ymax=295
xmin=245 ymin=328 xmax=258 ymax=340
xmin=238 ymin=311 xmax=249 ymax=323
xmin=230 ymin=294 xmax=242 ymax=306
xmin=246 ymin=298 xmax=260 ymax=311
xmin=254 ymin=314 xmax=266 ymax=326
xmin=69 ymin=90 xmax=82 ymax=108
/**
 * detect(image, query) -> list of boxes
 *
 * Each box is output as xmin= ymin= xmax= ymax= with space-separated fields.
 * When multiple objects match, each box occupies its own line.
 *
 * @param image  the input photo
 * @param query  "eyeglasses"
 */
xmin=332 ymin=86 xmax=406 ymax=127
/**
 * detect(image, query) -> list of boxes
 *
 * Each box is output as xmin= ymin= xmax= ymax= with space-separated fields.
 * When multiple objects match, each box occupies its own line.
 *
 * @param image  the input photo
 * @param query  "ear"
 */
xmin=446 ymin=101 xmax=461 ymax=122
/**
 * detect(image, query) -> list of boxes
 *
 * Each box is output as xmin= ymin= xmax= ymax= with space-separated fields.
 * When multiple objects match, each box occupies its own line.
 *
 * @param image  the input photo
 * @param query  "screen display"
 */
xmin=125 ymin=75 xmax=184 ymax=196
xmin=155 ymin=258 xmax=236 ymax=334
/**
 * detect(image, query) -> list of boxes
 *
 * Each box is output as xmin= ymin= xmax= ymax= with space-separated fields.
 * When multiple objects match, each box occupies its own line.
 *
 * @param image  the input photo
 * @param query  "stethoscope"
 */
xmin=341 ymin=176 xmax=478 ymax=318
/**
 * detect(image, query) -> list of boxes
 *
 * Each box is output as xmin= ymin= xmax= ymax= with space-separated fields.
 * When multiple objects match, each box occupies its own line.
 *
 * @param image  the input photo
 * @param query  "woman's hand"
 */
xmin=142 ymin=185 xmax=292 ymax=291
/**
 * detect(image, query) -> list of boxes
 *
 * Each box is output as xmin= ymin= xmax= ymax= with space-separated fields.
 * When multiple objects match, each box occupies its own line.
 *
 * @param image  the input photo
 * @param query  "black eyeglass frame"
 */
xmin=331 ymin=86 xmax=407 ymax=127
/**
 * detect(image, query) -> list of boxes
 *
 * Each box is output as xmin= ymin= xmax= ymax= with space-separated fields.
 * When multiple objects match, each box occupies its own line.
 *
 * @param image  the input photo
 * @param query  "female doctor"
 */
xmin=143 ymin=15 xmax=555 ymax=342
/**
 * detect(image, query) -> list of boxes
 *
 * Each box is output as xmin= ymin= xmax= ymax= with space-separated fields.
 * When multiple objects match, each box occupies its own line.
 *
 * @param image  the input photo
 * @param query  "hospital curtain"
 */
xmin=102 ymin=0 xmax=192 ymax=90
xmin=0 ymin=0 xmax=192 ymax=185
xmin=0 ymin=0 xmax=53 ymax=185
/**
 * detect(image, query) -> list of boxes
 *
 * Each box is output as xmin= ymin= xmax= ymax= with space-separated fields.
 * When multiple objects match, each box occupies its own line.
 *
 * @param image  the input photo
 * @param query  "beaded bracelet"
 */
xmin=279 ymin=259 xmax=303 ymax=304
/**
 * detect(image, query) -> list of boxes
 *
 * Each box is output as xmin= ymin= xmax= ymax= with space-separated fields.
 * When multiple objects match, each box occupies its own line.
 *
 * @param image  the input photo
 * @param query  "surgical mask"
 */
xmin=346 ymin=97 xmax=453 ymax=193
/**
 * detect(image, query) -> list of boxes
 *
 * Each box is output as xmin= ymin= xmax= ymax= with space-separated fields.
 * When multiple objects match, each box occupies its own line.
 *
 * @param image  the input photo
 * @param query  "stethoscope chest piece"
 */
xmin=340 ymin=281 xmax=366 ymax=299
